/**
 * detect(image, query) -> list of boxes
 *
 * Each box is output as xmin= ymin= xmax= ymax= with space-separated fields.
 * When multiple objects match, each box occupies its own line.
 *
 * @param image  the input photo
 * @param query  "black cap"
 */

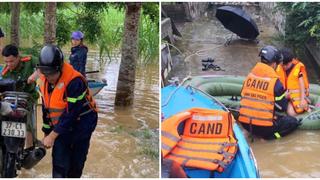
xmin=259 ymin=45 xmax=281 ymax=64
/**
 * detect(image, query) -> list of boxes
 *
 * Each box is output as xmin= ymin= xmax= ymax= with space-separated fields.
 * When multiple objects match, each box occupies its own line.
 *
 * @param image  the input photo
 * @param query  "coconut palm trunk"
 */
xmin=115 ymin=3 xmax=142 ymax=106
xmin=44 ymin=2 xmax=56 ymax=44
xmin=10 ymin=2 xmax=20 ymax=47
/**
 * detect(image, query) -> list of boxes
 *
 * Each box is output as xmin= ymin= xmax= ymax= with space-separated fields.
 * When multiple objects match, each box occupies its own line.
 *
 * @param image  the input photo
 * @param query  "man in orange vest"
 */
xmin=238 ymin=46 xmax=300 ymax=140
xmin=37 ymin=44 xmax=98 ymax=177
xmin=276 ymin=48 xmax=310 ymax=116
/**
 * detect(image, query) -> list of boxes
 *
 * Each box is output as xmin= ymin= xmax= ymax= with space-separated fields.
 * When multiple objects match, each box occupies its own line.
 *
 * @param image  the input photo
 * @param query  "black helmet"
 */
xmin=279 ymin=48 xmax=294 ymax=65
xmin=259 ymin=45 xmax=281 ymax=64
xmin=37 ymin=44 xmax=64 ymax=75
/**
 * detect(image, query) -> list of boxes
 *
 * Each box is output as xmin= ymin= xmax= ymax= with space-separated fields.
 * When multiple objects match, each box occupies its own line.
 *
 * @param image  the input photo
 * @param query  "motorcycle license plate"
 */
xmin=1 ymin=121 xmax=26 ymax=138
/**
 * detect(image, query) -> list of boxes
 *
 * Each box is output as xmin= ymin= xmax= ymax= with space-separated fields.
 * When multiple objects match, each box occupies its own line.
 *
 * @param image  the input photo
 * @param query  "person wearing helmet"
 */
xmin=69 ymin=31 xmax=88 ymax=76
xmin=37 ymin=44 xmax=97 ymax=178
xmin=238 ymin=45 xmax=300 ymax=140
xmin=1 ymin=44 xmax=39 ymax=149
xmin=276 ymin=48 xmax=310 ymax=116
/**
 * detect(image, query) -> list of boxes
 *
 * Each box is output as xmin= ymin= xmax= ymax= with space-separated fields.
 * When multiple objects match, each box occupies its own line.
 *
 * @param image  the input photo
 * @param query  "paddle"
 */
xmin=85 ymin=70 xmax=100 ymax=74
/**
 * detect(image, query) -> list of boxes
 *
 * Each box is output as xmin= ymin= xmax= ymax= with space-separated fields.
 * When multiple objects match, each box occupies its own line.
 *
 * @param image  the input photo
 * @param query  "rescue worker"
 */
xmin=276 ymin=48 xmax=310 ymax=116
xmin=238 ymin=46 xmax=300 ymax=140
xmin=69 ymin=31 xmax=88 ymax=76
xmin=37 ymin=44 xmax=97 ymax=178
xmin=1 ymin=44 xmax=39 ymax=149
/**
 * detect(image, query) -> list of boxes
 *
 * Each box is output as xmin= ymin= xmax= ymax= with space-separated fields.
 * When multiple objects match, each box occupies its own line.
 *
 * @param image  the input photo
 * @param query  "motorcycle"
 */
xmin=0 ymin=79 xmax=46 ymax=177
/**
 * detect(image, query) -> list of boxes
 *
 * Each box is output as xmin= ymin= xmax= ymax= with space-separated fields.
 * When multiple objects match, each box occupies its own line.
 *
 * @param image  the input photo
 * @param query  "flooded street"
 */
xmin=20 ymin=55 xmax=159 ymax=177
xmin=167 ymin=4 xmax=320 ymax=178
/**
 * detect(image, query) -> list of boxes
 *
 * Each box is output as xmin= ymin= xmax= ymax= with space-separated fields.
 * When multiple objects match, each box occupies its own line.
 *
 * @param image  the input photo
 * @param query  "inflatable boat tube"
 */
xmin=185 ymin=76 xmax=320 ymax=130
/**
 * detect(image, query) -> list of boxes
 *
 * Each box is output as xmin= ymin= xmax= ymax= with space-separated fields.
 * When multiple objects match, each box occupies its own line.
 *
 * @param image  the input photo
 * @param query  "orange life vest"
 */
xmin=38 ymin=63 xmax=97 ymax=126
xmin=276 ymin=59 xmax=309 ymax=113
xmin=161 ymin=108 xmax=237 ymax=172
xmin=239 ymin=62 xmax=278 ymax=126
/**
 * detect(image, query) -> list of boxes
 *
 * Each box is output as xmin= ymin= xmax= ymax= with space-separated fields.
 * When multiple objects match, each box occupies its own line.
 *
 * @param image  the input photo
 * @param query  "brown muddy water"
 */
xmin=167 ymin=4 xmax=320 ymax=178
xmin=19 ymin=55 xmax=159 ymax=178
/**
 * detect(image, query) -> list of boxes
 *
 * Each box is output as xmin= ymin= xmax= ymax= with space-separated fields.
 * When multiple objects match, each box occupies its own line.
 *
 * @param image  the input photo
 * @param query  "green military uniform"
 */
xmin=2 ymin=55 xmax=39 ymax=102
xmin=2 ymin=55 xmax=39 ymax=137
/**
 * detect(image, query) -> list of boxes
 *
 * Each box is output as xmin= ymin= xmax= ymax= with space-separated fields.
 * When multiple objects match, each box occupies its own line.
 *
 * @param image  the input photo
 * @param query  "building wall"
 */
xmin=259 ymin=2 xmax=286 ymax=35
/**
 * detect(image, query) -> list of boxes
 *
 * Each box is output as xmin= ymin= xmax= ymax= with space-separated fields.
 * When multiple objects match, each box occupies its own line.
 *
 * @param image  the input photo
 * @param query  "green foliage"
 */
xmin=22 ymin=2 xmax=44 ymax=14
xmin=0 ymin=3 xmax=12 ymax=14
xmin=56 ymin=10 xmax=74 ymax=47
xmin=97 ymin=7 xmax=124 ymax=65
xmin=0 ymin=2 xmax=159 ymax=64
xmin=19 ymin=40 xmax=42 ymax=57
xmin=76 ymin=2 xmax=109 ymax=44
xmin=142 ymin=2 xmax=159 ymax=24
xmin=19 ymin=12 xmax=44 ymax=40
xmin=138 ymin=13 xmax=159 ymax=64
xmin=276 ymin=2 xmax=320 ymax=48
xmin=130 ymin=128 xmax=159 ymax=159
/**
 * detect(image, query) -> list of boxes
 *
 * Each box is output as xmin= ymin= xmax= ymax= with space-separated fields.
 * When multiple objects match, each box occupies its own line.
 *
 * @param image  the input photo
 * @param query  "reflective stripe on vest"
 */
xmin=39 ymin=63 xmax=97 ymax=126
xmin=161 ymin=108 xmax=238 ymax=172
xmin=43 ymin=123 xmax=51 ymax=129
xmin=239 ymin=62 xmax=277 ymax=127
xmin=277 ymin=59 xmax=310 ymax=113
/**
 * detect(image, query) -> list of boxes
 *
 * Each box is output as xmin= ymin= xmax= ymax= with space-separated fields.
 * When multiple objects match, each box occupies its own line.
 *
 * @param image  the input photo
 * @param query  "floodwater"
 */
xmin=167 ymin=4 xmax=320 ymax=178
xmin=19 ymin=55 xmax=159 ymax=177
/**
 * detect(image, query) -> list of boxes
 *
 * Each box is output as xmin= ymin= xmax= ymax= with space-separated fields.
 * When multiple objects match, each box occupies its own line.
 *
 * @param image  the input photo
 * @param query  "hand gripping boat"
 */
xmin=161 ymin=82 xmax=260 ymax=178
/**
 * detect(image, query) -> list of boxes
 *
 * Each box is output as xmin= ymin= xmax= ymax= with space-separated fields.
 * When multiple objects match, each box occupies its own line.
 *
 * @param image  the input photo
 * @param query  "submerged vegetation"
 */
xmin=0 ymin=2 xmax=159 ymax=65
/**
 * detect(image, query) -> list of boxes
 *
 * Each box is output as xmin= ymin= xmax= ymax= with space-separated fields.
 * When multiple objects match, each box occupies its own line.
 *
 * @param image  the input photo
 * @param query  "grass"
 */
xmin=130 ymin=128 xmax=159 ymax=160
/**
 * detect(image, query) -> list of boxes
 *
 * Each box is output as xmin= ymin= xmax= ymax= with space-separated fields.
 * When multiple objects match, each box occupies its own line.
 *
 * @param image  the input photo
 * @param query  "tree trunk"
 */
xmin=44 ymin=2 xmax=56 ymax=44
xmin=10 ymin=2 xmax=20 ymax=47
xmin=115 ymin=3 xmax=142 ymax=106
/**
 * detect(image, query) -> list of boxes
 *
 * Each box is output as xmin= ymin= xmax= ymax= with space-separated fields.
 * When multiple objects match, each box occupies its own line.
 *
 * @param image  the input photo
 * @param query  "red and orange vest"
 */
xmin=276 ymin=59 xmax=309 ymax=113
xmin=38 ymin=63 xmax=96 ymax=126
xmin=239 ymin=62 xmax=278 ymax=126
xmin=162 ymin=108 xmax=237 ymax=172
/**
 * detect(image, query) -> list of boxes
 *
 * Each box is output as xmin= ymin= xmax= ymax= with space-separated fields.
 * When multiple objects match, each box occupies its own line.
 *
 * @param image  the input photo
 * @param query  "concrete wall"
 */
xmin=161 ymin=18 xmax=174 ymax=43
xmin=161 ymin=44 xmax=173 ymax=87
xmin=259 ymin=2 xmax=286 ymax=35
xmin=183 ymin=2 xmax=209 ymax=21
xmin=162 ymin=2 xmax=208 ymax=22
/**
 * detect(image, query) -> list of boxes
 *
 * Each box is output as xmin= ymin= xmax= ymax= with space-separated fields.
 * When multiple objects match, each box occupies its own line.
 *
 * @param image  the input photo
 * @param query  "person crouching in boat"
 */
xmin=37 ymin=44 xmax=98 ymax=177
xmin=238 ymin=46 xmax=300 ymax=140
xmin=276 ymin=48 xmax=310 ymax=116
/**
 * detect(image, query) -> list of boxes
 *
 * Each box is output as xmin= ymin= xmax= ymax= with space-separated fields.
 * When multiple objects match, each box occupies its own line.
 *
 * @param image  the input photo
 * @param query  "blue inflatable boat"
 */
xmin=161 ymin=84 xmax=260 ymax=178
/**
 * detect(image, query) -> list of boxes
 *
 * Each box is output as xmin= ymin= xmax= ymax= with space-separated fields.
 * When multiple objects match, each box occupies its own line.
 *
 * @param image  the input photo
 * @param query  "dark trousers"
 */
xmin=52 ymin=112 xmax=97 ymax=178
xmin=52 ymin=132 xmax=93 ymax=178
xmin=240 ymin=115 xmax=300 ymax=140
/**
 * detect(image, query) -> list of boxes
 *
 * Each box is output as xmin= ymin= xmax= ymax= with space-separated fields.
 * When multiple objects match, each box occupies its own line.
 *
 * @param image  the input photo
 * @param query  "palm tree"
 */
xmin=115 ymin=2 xmax=142 ymax=106
xmin=10 ymin=2 xmax=20 ymax=47
xmin=44 ymin=2 xmax=56 ymax=44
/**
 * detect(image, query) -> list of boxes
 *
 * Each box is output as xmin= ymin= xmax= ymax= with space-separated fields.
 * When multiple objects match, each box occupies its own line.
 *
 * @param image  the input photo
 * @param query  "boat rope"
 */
xmin=162 ymin=76 xmax=192 ymax=108
xmin=184 ymin=45 xmax=225 ymax=63
xmin=163 ymin=42 xmax=185 ymax=56
xmin=300 ymin=109 xmax=320 ymax=122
